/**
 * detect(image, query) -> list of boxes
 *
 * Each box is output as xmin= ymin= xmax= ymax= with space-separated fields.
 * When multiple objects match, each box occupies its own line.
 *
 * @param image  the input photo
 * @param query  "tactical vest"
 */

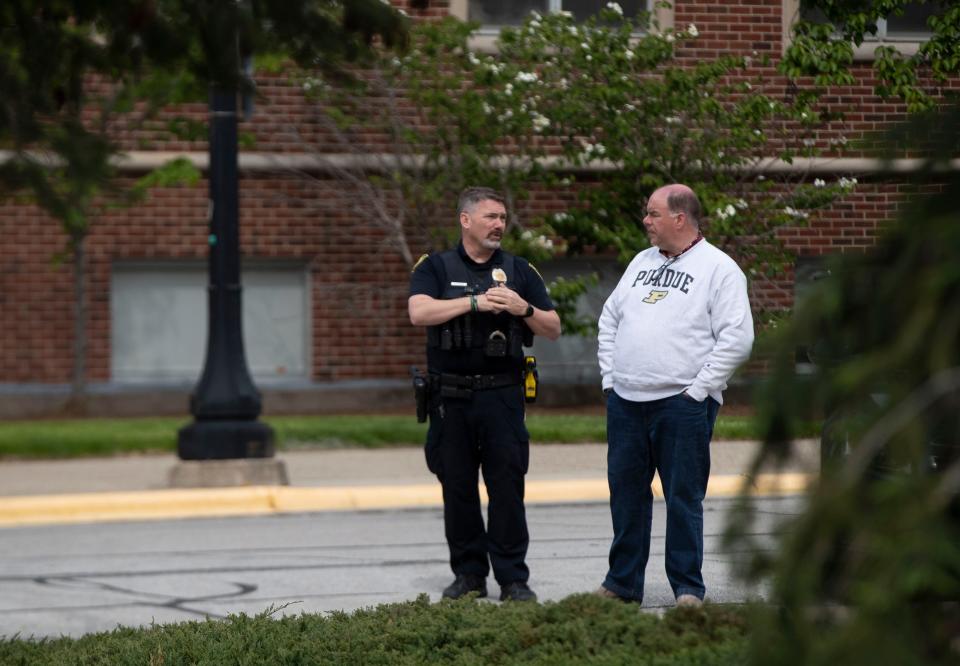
xmin=426 ymin=250 xmax=533 ymax=358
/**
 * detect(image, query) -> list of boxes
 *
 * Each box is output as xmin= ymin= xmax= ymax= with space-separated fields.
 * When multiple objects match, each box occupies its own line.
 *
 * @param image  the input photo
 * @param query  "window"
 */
xmin=469 ymin=0 xmax=648 ymax=27
xmin=449 ymin=0 xmax=671 ymax=50
xmin=111 ymin=263 xmax=310 ymax=383
xmin=800 ymin=1 xmax=942 ymax=41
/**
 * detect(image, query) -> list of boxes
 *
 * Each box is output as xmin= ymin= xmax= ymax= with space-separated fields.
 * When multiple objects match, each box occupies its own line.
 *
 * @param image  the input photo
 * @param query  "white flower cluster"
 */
xmin=813 ymin=178 xmax=826 ymax=187
xmin=531 ymin=112 xmax=550 ymax=132
xmin=606 ymin=2 xmax=624 ymax=16
xmin=715 ymin=204 xmax=737 ymax=221
xmin=784 ymin=206 xmax=810 ymax=219
xmin=516 ymin=71 xmax=538 ymax=84
xmin=521 ymin=230 xmax=555 ymax=250
xmin=838 ymin=177 xmax=857 ymax=189
xmin=687 ymin=24 xmax=699 ymax=37
xmin=580 ymin=141 xmax=606 ymax=158
xmin=735 ymin=199 xmax=749 ymax=210
xmin=553 ymin=212 xmax=571 ymax=222
xmin=300 ymin=76 xmax=327 ymax=92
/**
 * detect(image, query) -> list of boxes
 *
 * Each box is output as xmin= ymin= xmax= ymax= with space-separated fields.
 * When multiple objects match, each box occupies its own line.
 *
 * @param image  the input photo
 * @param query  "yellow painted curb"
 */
xmin=525 ymin=473 xmax=813 ymax=504
xmin=0 ymin=473 xmax=814 ymax=528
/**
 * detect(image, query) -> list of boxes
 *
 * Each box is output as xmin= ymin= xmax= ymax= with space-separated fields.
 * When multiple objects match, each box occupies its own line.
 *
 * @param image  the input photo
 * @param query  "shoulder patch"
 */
xmin=528 ymin=263 xmax=544 ymax=281
xmin=411 ymin=253 xmax=429 ymax=273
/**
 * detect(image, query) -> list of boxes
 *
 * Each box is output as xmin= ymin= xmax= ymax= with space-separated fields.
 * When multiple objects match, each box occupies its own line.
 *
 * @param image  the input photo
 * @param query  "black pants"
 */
xmin=425 ymin=384 xmax=530 ymax=585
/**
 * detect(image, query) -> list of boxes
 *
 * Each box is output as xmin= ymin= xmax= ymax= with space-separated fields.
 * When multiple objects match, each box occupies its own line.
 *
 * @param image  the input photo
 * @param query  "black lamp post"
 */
xmin=177 ymin=32 xmax=274 ymax=460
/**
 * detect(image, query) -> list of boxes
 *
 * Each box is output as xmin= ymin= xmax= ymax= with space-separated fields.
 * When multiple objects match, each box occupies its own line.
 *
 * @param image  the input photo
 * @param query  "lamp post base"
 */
xmin=168 ymin=457 xmax=288 ymax=488
xmin=177 ymin=420 xmax=275 ymax=460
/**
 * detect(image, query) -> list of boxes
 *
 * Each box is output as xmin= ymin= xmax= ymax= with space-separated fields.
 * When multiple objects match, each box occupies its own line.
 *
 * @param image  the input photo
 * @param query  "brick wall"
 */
xmin=0 ymin=0 xmax=952 ymax=401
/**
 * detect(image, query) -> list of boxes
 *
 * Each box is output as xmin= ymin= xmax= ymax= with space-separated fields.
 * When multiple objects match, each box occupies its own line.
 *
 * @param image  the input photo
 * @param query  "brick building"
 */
xmin=0 ymin=0 xmax=952 ymax=417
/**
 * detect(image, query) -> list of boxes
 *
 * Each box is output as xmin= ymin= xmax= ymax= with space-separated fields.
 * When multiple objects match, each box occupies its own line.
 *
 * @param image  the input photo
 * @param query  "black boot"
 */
xmin=499 ymin=581 xmax=537 ymax=602
xmin=442 ymin=574 xmax=487 ymax=599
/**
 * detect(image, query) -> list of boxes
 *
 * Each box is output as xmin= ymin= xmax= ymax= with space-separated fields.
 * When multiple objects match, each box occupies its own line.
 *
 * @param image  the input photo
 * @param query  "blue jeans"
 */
xmin=603 ymin=390 xmax=719 ymax=602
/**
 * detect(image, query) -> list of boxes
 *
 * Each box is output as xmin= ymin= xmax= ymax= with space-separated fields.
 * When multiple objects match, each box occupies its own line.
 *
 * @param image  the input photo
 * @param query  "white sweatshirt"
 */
xmin=597 ymin=239 xmax=754 ymax=405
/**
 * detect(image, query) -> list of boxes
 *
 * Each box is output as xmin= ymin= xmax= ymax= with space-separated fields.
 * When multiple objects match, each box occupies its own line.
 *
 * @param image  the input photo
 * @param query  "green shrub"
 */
xmin=0 ymin=595 xmax=751 ymax=665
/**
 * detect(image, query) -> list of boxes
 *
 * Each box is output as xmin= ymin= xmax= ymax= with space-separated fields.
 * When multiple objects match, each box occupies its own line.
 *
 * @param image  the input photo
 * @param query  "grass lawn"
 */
xmin=0 ymin=411 xmax=814 ymax=460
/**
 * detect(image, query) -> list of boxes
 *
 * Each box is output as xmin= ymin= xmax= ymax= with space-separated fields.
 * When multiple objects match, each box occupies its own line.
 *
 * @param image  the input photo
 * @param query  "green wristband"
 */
xmin=470 ymin=294 xmax=478 ymax=312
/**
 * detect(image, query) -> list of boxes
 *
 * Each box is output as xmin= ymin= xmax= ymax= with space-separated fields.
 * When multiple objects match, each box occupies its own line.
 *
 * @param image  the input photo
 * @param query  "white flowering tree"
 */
xmin=299 ymin=5 xmax=853 ymax=328
xmin=295 ymin=18 xmax=598 ymax=331
xmin=293 ymin=19 xmax=551 ymax=263
xmin=484 ymin=4 xmax=855 ymax=294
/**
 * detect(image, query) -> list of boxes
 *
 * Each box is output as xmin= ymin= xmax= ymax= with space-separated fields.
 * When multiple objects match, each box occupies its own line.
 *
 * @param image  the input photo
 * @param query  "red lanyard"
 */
xmin=660 ymin=232 xmax=703 ymax=259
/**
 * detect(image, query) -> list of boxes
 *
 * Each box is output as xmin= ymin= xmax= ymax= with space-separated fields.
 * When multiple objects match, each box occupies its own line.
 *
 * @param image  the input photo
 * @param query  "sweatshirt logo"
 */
xmin=642 ymin=290 xmax=669 ymax=304
xmin=631 ymin=267 xmax=694 ymax=294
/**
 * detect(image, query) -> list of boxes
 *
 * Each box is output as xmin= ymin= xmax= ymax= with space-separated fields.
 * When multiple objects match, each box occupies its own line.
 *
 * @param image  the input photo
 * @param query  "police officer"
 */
xmin=409 ymin=186 xmax=562 ymax=602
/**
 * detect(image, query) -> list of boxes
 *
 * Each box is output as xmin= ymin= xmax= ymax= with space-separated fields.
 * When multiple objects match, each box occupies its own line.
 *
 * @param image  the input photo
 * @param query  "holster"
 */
xmin=411 ymin=367 xmax=429 ymax=423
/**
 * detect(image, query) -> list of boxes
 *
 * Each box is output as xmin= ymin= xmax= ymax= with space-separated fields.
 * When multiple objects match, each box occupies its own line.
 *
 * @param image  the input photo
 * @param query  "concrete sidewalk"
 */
xmin=0 ymin=440 xmax=819 ymax=527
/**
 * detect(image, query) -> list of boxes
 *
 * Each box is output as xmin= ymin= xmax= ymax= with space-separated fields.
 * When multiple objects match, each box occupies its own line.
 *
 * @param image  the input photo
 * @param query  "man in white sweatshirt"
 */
xmin=596 ymin=184 xmax=754 ymax=607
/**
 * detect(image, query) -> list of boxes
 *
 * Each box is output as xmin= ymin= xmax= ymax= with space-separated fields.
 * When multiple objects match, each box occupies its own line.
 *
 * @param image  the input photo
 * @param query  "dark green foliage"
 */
xmin=0 ymin=595 xmax=750 ymax=665
xmin=728 ymin=102 xmax=960 ymax=665
xmin=733 ymin=6 xmax=960 ymax=657
xmin=784 ymin=0 xmax=960 ymax=111
xmin=1 ymin=0 xmax=408 ymax=224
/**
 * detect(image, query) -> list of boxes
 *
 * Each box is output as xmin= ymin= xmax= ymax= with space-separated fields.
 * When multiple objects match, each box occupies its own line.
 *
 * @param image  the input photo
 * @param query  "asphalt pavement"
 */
xmin=0 ymin=440 xmax=819 ymax=528
xmin=0 ymin=497 xmax=808 ymax=638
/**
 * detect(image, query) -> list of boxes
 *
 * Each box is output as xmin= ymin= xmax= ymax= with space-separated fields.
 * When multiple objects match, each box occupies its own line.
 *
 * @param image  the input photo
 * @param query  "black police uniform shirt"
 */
xmin=409 ymin=243 xmax=555 ymax=377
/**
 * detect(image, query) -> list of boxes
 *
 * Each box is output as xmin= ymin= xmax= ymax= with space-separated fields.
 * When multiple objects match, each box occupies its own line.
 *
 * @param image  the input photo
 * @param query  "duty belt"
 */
xmin=434 ymin=371 xmax=522 ymax=398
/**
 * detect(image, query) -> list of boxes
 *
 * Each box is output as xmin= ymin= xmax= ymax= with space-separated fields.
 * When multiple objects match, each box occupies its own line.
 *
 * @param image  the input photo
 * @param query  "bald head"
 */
xmin=643 ymin=184 xmax=703 ymax=255
xmin=655 ymin=184 xmax=701 ymax=230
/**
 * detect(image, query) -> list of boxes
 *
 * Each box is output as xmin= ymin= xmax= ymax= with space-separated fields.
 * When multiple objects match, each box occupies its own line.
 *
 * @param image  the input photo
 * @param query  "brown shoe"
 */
xmin=675 ymin=594 xmax=703 ymax=608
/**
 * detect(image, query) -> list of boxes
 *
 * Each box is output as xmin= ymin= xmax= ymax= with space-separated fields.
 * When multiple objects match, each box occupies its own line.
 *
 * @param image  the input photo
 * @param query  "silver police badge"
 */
xmin=491 ymin=268 xmax=507 ymax=285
